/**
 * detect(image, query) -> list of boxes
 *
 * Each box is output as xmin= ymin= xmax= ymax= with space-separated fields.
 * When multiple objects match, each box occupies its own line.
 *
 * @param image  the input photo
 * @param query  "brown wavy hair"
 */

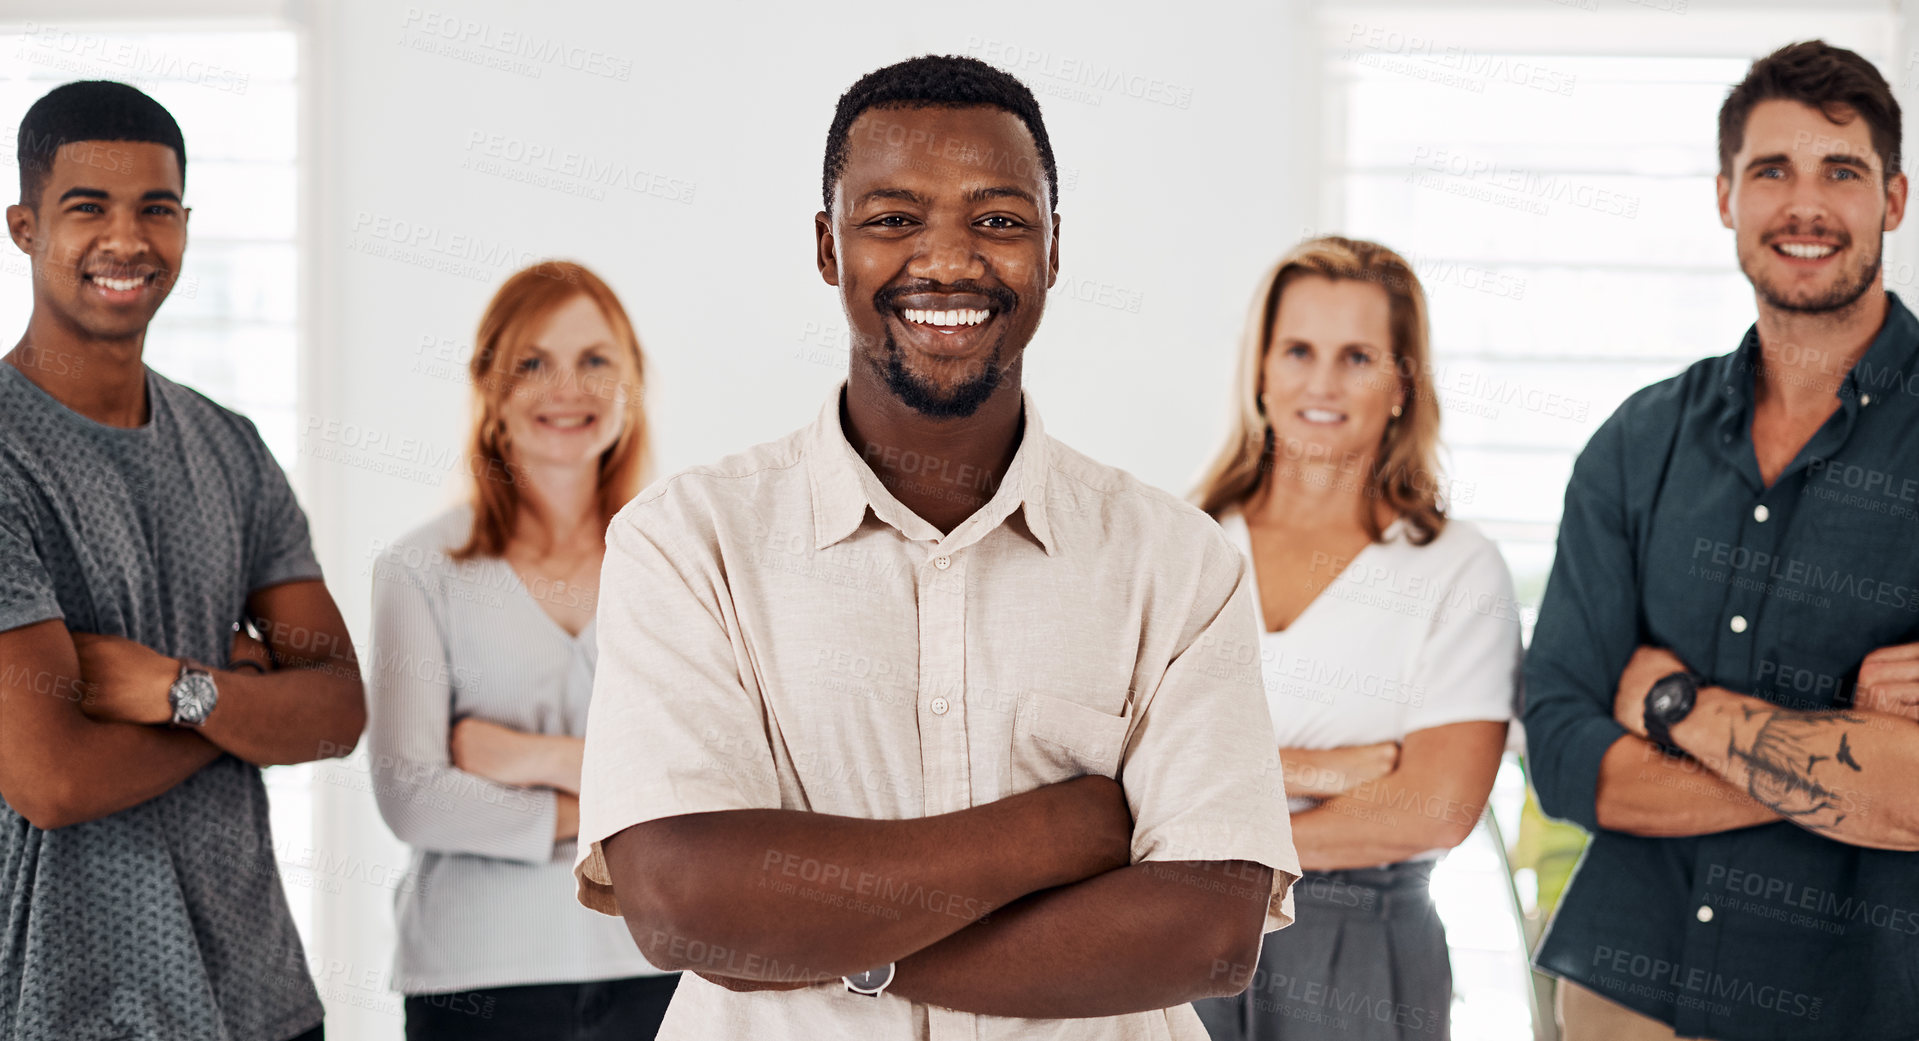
xmin=1192 ymin=236 xmax=1447 ymax=545
xmin=452 ymin=261 xmax=649 ymax=560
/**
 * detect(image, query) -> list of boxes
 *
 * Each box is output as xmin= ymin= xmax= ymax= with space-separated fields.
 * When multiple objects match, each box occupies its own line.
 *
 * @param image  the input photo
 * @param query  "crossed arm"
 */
xmin=1601 ymin=643 xmax=1919 ymax=850
xmin=599 ymin=776 xmax=1273 ymax=1019
xmin=0 ymin=578 xmax=364 ymax=830
xmin=1283 ymin=722 xmax=1508 ymax=872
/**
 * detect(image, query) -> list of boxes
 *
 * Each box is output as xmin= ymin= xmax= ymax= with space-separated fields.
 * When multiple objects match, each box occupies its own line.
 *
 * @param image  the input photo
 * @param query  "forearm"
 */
xmin=1291 ymin=777 xmax=1481 ymax=871
xmin=1672 ymin=687 xmax=1919 ymax=850
xmin=540 ymin=736 xmax=585 ymax=793
xmin=608 ymin=780 xmax=1123 ymax=978
xmin=1 ymin=621 xmax=227 ymax=828
xmin=197 ymin=664 xmax=365 ymax=766
xmin=372 ymin=756 xmax=561 ymax=861
xmin=484 ymin=730 xmax=585 ymax=792
xmin=5 ymin=696 xmax=223 ymax=828
xmin=888 ymin=861 xmax=1272 ymax=1018
xmin=1280 ymin=745 xmax=1382 ymax=798
xmin=1594 ymin=733 xmax=1778 ymax=836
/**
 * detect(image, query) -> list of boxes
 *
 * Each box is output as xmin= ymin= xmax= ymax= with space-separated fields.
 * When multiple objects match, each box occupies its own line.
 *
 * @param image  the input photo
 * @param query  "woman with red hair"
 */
xmin=366 ymin=261 xmax=675 ymax=1039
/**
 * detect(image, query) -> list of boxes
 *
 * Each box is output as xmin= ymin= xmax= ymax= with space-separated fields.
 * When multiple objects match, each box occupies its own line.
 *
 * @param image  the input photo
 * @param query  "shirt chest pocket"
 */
xmin=1011 ymin=691 xmax=1133 ymax=782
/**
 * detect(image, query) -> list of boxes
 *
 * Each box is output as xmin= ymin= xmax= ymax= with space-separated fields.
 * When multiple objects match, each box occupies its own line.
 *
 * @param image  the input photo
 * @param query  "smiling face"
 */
xmin=817 ymin=104 xmax=1058 ymax=418
xmin=496 ymin=294 xmax=633 ymax=469
xmin=6 ymin=140 xmax=187 ymax=342
xmin=1260 ymin=274 xmax=1404 ymax=465
xmin=1719 ymin=98 xmax=1908 ymax=315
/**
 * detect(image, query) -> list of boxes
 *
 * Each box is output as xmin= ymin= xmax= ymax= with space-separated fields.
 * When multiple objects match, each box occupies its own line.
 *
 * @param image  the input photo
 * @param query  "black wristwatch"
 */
xmin=843 ymin=962 xmax=895 ymax=997
xmin=1643 ymin=670 xmax=1699 ymax=753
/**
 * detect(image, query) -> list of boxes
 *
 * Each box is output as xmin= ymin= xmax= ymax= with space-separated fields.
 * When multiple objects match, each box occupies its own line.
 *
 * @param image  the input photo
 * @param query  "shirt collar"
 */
xmin=1718 ymin=290 xmax=1919 ymax=427
xmin=805 ymin=381 xmax=1055 ymax=555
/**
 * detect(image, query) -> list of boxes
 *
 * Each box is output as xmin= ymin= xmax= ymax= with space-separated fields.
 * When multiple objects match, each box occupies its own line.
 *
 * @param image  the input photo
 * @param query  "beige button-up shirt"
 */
xmin=576 ymin=384 xmax=1300 ymax=1040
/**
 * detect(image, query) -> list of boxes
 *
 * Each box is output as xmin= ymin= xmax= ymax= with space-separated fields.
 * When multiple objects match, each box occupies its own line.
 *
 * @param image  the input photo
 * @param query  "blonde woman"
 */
xmin=1191 ymin=238 xmax=1521 ymax=1041
xmin=368 ymin=261 xmax=675 ymax=1039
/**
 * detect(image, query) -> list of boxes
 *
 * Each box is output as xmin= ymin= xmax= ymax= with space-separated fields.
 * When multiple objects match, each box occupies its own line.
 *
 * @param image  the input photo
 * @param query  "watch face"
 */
xmin=1651 ymin=689 xmax=1677 ymax=713
xmin=847 ymin=965 xmax=892 ymax=991
xmin=175 ymin=672 xmax=218 ymax=724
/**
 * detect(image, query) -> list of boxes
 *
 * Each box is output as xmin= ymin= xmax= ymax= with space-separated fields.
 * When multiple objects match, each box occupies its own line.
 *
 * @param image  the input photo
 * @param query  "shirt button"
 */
xmin=934 ymin=556 xmax=951 ymax=570
xmin=1729 ymin=615 xmax=1748 ymax=634
xmin=930 ymin=696 xmax=949 ymax=715
xmin=1862 ymin=394 xmax=1873 ymax=407
xmin=1697 ymin=904 xmax=1715 ymax=923
xmin=1753 ymin=504 xmax=1770 ymax=523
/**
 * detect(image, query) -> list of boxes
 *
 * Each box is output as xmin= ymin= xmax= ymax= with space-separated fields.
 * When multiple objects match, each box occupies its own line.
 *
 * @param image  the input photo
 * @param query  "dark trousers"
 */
xmin=1194 ymin=862 xmax=1451 ymax=1041
xmin=405 ymin=974 xmax=680 ymax=1041
xmin=286 ymin=1025 xmax=323 ymax=1041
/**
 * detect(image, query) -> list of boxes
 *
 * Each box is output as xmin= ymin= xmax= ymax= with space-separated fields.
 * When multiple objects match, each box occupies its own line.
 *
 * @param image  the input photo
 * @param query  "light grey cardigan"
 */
xmin=367 ymin=507 xmax=661 ymax=994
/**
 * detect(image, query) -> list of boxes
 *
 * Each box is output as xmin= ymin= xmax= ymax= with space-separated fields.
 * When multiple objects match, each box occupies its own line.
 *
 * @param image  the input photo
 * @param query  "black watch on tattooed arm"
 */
xmin=1643 ymin=670 xmax=1700 ymax=753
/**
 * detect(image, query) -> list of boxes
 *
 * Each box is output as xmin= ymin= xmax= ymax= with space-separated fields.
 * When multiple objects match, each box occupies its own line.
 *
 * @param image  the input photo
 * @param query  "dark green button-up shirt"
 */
xmin=1524 ymin=291 xmax=1919 ymax=1040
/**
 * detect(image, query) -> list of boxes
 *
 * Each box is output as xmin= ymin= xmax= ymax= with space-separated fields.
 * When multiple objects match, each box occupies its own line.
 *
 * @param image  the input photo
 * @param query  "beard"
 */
xmin=1742 ymin=225 xmax=1882 ymax=315
xmin=868 ymin=279 xmax=1020 ymax=419
xmin=875 ymin=330 xmax=1005 ymax=419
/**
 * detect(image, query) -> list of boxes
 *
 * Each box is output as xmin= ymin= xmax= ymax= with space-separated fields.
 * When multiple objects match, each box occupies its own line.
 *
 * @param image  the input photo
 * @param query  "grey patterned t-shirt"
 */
xmin=0 ymin=362 xmax=326 ymax=1041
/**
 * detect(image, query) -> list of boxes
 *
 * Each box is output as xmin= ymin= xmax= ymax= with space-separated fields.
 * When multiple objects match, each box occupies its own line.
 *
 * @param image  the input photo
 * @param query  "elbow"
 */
xmin=1191 ymin=866 xmax=1273 ymax=1000
xmin=605 ymin=825 xmax=706 ymax=972
xmin=5 ymin=777 xmax=83 ymax=831
xmin=325 ymin=682 xmax=369 ymax=760
xmin=1422 ymin=807 xmax=1482 ymax=853
xmin=617 ymin=883 xmax=703 ymax=972
xmin=1195 ymin=916 xmax=1266 ymax=999
xmin=324 ymin=712 xmax=366 ymax=762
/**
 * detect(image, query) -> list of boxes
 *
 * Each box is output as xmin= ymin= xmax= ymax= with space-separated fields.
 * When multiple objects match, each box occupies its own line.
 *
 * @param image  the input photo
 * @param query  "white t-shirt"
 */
xmin=1221 ymin=509 xmax=1522 ymax=756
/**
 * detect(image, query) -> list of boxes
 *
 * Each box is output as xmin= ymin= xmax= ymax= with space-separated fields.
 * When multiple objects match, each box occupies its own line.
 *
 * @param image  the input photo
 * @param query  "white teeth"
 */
xmin=92 ymin=275 xmax=143 ymax=291
xmin=902 ymin=308 xmax=990 ymax=327
xmin=1300 ymin=409 xmax=1347 ymax=423
xmin=542 ymin=415 xmax=592 ymax=429
xmin=1777 ymin=242 xmax=1836 ymax=259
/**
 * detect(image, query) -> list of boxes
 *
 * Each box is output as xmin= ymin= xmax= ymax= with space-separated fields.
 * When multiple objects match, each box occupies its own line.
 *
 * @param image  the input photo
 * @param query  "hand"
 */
xmin=1613 ymin=645 xmax=1689 ymax=739
xmin=1857 ymin=642 xmax=1919 ymax=721
xmin=228 ymin=626 xmax=274 ymax=673
xmin=693 ymin=971 xmax=821 ymax=993
xmin=71 ymin=632 xmax=180 ymax=725
xmin=1281 ymin=742 xmax=1399 ymax=798
xmin=451 ymin=716 xmax=547 ymax=787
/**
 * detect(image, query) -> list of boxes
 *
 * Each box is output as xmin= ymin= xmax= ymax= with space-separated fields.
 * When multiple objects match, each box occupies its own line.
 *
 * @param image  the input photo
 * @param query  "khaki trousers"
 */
xmin=1556 ymin=980 xmax=1703 ymax=1041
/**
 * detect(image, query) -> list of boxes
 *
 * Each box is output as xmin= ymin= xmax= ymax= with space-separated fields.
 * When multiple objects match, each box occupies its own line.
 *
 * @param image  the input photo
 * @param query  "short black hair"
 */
xmin=17 ymin=80 xmax=186 ymax=208
xmin=1719 ymin=40 xmax=1901 ymax=179
xmin=822 ymin=55 xmax=1057 ymax=213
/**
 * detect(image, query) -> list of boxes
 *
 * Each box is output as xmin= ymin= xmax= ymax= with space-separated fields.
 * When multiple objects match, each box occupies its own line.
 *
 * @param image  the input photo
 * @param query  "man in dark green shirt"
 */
xmin=1525 ymin=40 xmax=1919 ymax=1041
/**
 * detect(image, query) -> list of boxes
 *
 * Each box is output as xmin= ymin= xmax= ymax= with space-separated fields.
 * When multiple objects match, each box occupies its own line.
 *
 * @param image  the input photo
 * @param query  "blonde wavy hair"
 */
xmin=452 ymin=260 xmax=650 ymax=560
xmin=1193 ymin=236 xmax=1447 ymax=545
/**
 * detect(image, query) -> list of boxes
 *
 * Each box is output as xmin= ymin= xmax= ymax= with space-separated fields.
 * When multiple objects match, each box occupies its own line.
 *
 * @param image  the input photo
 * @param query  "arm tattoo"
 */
xmin=1725 ymin=707 xmax=1867 ymax=831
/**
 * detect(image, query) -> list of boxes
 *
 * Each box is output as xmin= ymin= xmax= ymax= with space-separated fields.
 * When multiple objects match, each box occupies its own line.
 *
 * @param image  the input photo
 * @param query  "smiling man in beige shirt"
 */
xmin=573 ymin=54 xmax=1300 ymax=1040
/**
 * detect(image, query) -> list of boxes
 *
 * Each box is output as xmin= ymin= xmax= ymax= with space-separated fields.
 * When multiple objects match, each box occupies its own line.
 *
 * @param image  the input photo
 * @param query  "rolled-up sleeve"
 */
xmin=1522 ymin=415 xmax=1638 ymax=834
xmin=1123 ymin=532 xmax=1301 ymax=932
xmin=367 ymin=549 xmax=559 ymax=863
xmin=574 ymin=494 xmax=781 ymax=916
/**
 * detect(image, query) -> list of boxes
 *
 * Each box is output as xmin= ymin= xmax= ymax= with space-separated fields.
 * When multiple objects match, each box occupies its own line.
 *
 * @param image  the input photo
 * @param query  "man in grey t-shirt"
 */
xmin=0 ymin=82 xmax=366 ymax=1041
